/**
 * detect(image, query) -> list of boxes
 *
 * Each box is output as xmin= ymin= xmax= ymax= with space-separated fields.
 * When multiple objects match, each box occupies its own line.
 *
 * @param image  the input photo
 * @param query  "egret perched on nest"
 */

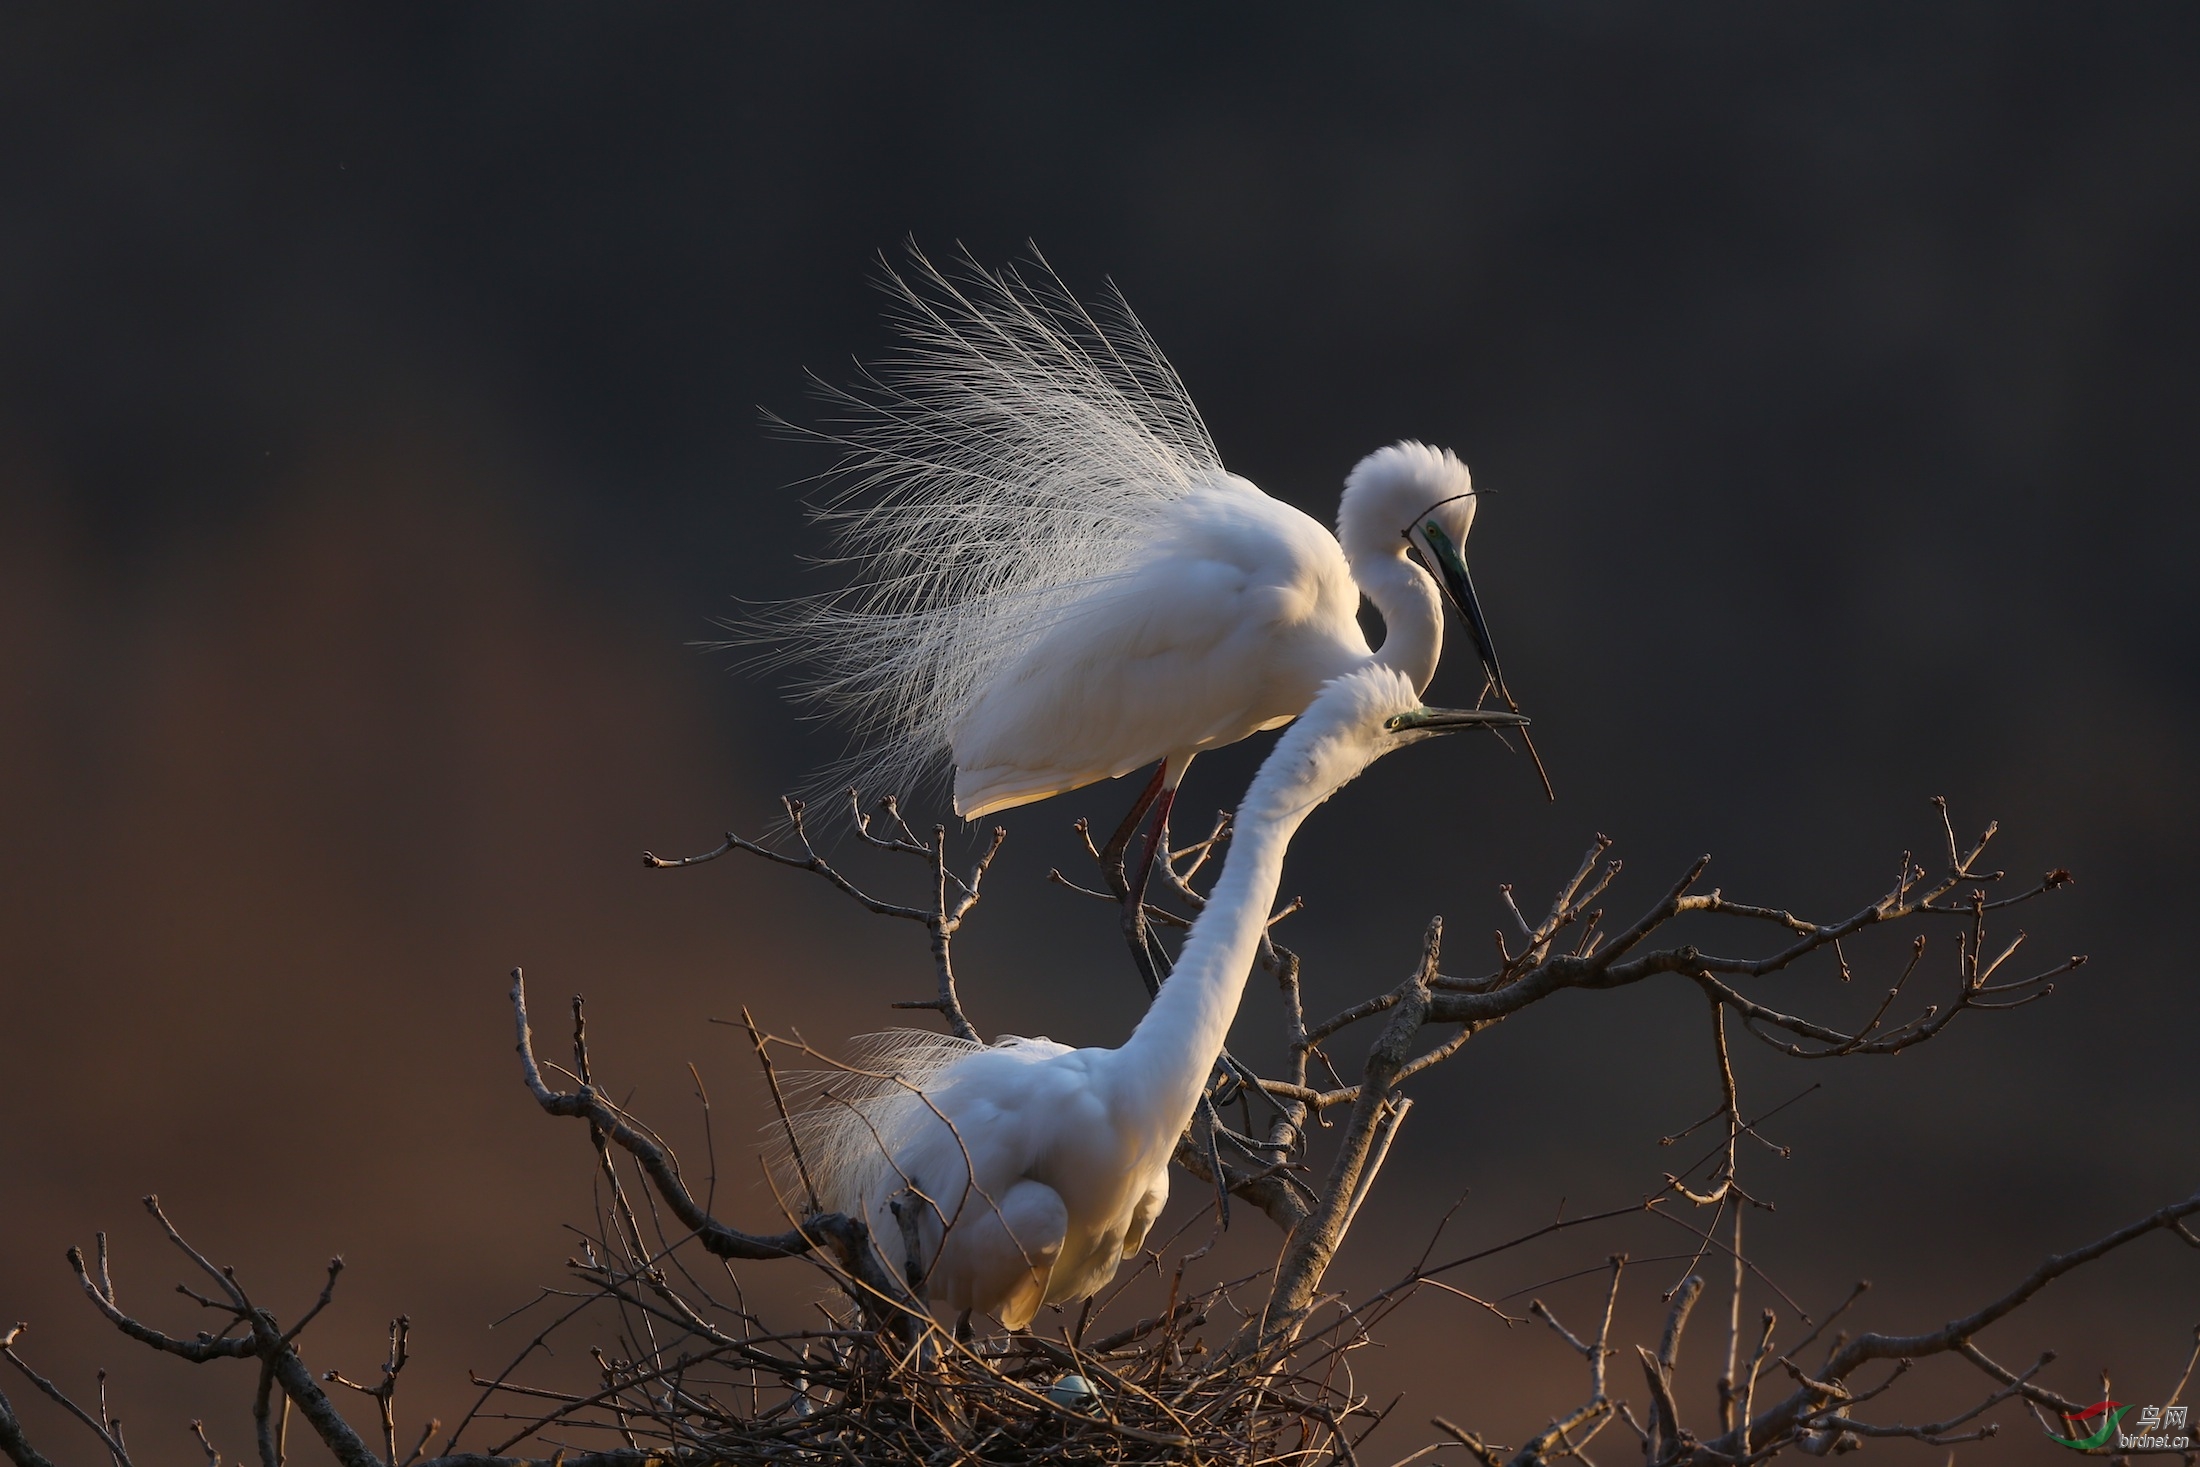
xmin=779 ymin=665 xmax=1526 ymax=1329
xmin=745 ymin=248 xmax=1534 ymax=895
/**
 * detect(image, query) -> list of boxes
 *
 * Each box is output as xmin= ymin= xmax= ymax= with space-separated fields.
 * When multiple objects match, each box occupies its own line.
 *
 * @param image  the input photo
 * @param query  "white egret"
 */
xmin=781 ymin=665 xmax=1525 ymax=1328
xmin=747 ymin=250 xmax=1528 ymax=890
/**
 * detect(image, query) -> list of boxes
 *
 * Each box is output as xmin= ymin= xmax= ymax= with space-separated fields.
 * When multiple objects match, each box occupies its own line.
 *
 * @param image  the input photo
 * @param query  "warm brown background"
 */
xmin=2 ymin=7 xmax=2196 ymax=1463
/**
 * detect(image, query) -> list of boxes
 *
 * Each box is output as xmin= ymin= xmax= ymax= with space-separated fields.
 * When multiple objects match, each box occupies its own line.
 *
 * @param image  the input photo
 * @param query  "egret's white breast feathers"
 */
xmin=737 ymin=246 xmax=1226 ymax=808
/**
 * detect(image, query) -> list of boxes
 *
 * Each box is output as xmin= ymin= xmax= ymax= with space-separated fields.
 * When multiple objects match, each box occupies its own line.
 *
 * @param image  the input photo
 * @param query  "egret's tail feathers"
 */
xmin=730 ymin=244 xmax=1224 ymax=819
xmin=764 ymin=1028 xmax=984 ymax=1218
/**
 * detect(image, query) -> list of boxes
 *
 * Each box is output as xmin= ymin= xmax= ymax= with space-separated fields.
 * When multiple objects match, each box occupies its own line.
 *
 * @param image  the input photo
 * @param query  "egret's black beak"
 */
xmin=1383 ymin=706 xmax=1530 ymax=735
xmin=1415 ymin=518 xmax=1506 ymax=695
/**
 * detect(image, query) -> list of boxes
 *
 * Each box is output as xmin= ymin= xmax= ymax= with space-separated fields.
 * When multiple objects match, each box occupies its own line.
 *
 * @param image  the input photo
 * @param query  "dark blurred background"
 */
xmin=2 ymin=5 xmax=2195 ymax=1462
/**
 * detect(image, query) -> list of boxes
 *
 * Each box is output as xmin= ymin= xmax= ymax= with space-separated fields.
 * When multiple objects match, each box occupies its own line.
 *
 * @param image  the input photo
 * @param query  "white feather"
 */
xmin=738 ymin=245 xmax=1225 ymax=808
xmin=766 ymin=1028 xmax=990 ymax=1215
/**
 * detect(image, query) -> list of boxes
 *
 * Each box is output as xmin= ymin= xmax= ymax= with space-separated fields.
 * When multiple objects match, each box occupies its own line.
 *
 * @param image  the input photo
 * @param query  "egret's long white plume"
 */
xmin=739 ymin=245 xmax=1225 ymax=808
xmin=765 ymin=1027 xmax=986 ymax=1217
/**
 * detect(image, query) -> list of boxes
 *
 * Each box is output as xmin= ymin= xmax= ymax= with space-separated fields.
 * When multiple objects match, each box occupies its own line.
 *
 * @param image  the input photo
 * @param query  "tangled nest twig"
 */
xmin=470 ymin=1209 xmax=1375 ymax=1466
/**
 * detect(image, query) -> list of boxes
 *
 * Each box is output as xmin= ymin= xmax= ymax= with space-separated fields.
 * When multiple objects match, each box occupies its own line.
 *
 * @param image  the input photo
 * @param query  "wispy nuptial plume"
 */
xmin=733 ymin=244 xmax=1225 ymax=810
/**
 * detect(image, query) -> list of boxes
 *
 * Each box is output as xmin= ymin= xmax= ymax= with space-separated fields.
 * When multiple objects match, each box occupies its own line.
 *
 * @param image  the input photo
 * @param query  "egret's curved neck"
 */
xmin=1113 ymin=745 xmax=1333 ymax=1147
xmin=1353 ymin=549 xmax=1444 ymax=695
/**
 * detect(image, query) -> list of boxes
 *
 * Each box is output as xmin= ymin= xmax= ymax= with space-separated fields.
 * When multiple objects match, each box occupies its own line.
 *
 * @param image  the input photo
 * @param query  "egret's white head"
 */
xmin=1336 ymin=441 xmax=1507 ymax=695
xmin=1255 ymin=665 xmax=1528 ymax=822
xmin=1337 ymin=441 xmax=1476 ymax=564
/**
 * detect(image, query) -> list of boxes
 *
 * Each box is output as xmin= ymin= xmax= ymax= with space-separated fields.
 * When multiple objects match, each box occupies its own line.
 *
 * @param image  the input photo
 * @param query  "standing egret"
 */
xmin=746 ymin=249 xmax=1532 ymax=896
xmin=782 ymin=666 xmax=1526 ymax=1328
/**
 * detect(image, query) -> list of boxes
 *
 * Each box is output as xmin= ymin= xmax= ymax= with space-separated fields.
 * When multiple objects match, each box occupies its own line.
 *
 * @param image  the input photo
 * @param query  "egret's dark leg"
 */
xmin=1128 ymin=752 xmax=1194 ymax=910
xmin=1129 ymin=783 xmax=1178 ymax=911
xmin=1101 ymin=761 xmax=1168 ymax=866
xmin=1102 ymin=760 xmax=1172 ymax=998
xmin=955 ymin=1309 xmax=973 ymax=1344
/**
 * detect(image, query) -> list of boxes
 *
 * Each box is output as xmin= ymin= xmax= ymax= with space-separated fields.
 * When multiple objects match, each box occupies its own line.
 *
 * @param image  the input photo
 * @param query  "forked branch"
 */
xmin=644 ymin=792 xmax=999 ymax=1041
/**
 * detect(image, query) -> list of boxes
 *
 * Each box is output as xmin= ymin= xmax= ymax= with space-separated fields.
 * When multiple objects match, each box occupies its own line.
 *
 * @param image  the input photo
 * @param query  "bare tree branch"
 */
xmin=645 ymin=795 xmax=997 ymax=1041
xmin=509 ymin=971 xmax=929 ymax=1343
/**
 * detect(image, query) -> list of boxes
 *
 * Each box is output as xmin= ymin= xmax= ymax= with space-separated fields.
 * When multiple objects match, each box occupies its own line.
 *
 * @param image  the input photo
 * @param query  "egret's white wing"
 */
xmin=951 ymin=483 xmax=1368 ymax=817
xmin=735 ymin=247 xmax=1226 ymax=812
